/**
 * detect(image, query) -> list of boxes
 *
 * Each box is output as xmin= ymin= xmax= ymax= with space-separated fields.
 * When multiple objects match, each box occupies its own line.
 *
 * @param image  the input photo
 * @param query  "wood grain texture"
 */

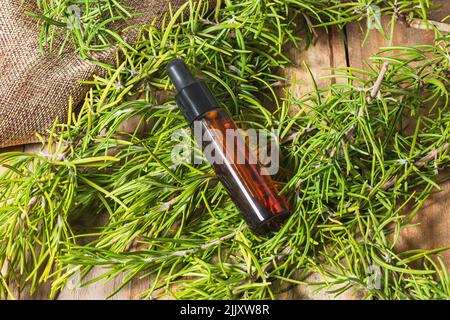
xmin=346 ymin=16 xmax=436 ymax=72
xmin=396 ymin=176 xmax=450 ymax=268
xmin=347 ymin=0 xmax=448 ymax=70
xmin=344 ymin=0 xmax=450 ymax=270
xmin=282 ymin=25 xmax=347 ymax=100
xmin=280 ymin=0 xmax=450 ymax=299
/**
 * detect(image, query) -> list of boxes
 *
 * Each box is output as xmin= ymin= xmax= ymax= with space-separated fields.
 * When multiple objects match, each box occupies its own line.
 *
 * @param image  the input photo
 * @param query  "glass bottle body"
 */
xmin=194 ymin=109 xmax=289 ymax=234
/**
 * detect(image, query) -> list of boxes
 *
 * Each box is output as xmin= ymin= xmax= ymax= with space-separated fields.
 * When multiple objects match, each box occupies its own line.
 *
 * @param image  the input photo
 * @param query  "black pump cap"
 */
xmin=167 ymin=59 xmax=218 ymax=125
xmin=167 ymin=59 xmax=197 ymax=91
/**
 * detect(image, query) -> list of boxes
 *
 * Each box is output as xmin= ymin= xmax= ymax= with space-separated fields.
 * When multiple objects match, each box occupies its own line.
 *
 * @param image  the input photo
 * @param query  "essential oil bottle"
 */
xmin=167 ymin=59 xmax=290 ymax=235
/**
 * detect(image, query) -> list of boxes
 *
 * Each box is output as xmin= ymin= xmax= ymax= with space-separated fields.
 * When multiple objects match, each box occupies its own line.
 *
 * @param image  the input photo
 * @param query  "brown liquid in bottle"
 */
xmin=167 ymin=59 xmax=290 ymax=234
xmin=195 ymin=109 xmax=289 ymax=234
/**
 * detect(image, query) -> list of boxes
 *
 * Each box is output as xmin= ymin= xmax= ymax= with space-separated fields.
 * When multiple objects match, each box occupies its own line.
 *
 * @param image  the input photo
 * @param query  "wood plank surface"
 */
xmin=0 ymin=1 xmax=449 ymax=299
xmin=345 ymin=0 xmax=450 ymax=272
xmin=283 ymin=0 xmax=450 ymax=300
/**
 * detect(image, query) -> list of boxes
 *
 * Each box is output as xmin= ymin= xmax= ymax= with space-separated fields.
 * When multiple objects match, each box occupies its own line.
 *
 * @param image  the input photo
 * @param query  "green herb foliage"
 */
xmin=1 ymin=0 xmax=449 ymax=299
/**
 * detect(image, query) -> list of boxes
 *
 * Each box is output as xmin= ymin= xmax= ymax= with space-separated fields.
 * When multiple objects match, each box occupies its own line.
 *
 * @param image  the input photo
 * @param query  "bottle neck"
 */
xmin=175 ymin=81 xmax=219 ymax=125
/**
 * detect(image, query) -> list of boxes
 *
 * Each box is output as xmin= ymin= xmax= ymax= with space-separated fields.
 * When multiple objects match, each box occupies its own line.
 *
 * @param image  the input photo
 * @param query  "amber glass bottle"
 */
xmin=167 ymin=59 xmax=290 ymax=234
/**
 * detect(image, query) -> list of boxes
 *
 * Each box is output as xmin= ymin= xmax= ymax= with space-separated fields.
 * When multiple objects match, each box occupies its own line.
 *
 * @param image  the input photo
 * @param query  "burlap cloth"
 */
xmin=0 ymin=0 xmax=187 ymax=148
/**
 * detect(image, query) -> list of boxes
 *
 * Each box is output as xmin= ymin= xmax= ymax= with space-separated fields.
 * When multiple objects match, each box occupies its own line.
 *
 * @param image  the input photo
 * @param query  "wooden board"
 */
xmin=283 ymin=2 xmax=450 ymax=300
xmin=1 ymin=1 xmax=449 ymax=299
xmin=345 ymin=3 xmax=450 ymax=272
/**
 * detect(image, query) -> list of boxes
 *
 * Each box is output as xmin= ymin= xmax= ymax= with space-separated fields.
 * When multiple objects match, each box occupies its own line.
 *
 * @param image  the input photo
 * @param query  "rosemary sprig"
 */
xmin=1 ymin=0 xmax=449 ymax=300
